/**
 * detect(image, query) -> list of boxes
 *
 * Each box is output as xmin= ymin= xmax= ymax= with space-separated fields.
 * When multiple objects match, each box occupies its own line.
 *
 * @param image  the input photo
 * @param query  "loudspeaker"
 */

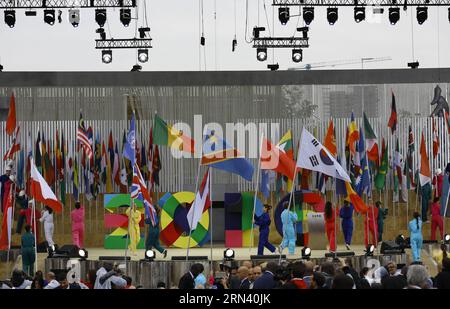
xmin=37 ymin=241 xmax=48 ymax=253
xmin=381 ymin=240 xmax=404 ymax=254
xmin=171 ymin=256 xmax=208 ymax=261
xmin=250 ymin=255 xmax=286 ymax=260
xmin=55 ymin=245 xmax=79 ymax=257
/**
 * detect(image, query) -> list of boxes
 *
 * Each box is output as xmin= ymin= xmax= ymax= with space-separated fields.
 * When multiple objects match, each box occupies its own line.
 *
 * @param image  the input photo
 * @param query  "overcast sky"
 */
xmin=0 ymin=0 xmax=449 ymax=71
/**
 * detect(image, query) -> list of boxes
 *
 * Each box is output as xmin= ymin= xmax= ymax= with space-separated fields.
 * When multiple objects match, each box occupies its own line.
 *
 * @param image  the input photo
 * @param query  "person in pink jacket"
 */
xmin=431 ymin=197 xmax=444 ymax=241
xmin=71 ymin=202 xmax=85 ymax=248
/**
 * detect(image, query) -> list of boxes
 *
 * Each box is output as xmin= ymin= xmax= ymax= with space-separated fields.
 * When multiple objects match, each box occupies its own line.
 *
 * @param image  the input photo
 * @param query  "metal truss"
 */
xmin=95 ymin=38 xmax=152 ymax=49
xmin=272 ymin=0 xmax=450 ymax=6
xmin=253 ymin=37 xmax=309 ymax=48
xmin=0 ymin=0 xmax=136 ymax=9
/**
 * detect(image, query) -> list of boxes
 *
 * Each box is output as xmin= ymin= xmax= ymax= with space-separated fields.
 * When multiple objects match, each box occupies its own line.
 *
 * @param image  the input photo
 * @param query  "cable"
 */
xmin=244 ymin=0 xmax=253 ymax=43
xmin=263 ymin=0 xmax=272 ymax=37
xmin=234 ymin=0 xmax=237 ymax=38
xmin=410 ymin=9 xmax=415 ymax=61
xmin=214 ymin=0 xmax=217 ymax=70
xmin=437 ymin=6 xmax=440 ymax=69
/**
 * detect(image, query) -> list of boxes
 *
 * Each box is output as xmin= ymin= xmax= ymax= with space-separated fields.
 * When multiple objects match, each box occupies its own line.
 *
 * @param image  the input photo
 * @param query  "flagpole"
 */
xmin=444 ymin=187 xmax=450 ymax=237
xmin=209 ymin=168 xmax=213 ymax=265
xmin=32 ymin=198 xmax=38 ymax=276
xmin=186 ymin=144 xmax=203 ymax=261
xmin=333 ymin=179 xmax=337 ymax=257
xmin=250 ymin=133 xmax=264 ymax=256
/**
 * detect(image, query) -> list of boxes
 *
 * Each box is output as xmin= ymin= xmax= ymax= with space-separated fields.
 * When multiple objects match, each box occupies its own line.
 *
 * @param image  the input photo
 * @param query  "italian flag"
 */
xmin=363 ymin=113 xmax=379 ymax=166
xmin=30 ymin=157 xmax=63 ymax=213
xmin=153 ymin=114 xmax=195 ymax=154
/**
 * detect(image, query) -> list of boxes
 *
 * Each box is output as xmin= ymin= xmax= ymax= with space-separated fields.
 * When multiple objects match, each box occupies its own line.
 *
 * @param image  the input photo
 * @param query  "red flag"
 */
xmin=432 ymin=116 xmax=439 ymax=159
xmin=261 ymin=138 xmax=296 ymax=180
xmin=0 ymin=187 xmax=14 ymax=250
xmin=5 ymin=93 xmax=16 ymax=136
xmin=419 ymin=132 xmax=431 ymax=186
xmin=30 ymin=158 xmax=63 ymax=213
xmin=324 ymin=120 xmax=337 ymax=158
xmin=445 ymin=111 xmax=450 ymax=134
xmin=387 ymin=91 xmax=397 ymax=135
xmin=345 ymin=181 xmax=368 ymax=214
xmin=3 ymin=126 xmax=21 ymax=161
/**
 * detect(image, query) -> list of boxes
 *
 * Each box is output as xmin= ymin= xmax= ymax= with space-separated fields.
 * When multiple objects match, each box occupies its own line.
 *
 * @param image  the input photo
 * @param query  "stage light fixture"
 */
xmin=301 ymin=247 xmax=311 ymax=259
xmin=120 ymin=8 xmax=131 ymax=27
xmin=145 ymin=250 xmax=155 ymax=261
xmin=303 ymin=7 xmax=314 ymax=25
xmin=69 ymin=9 xmax=80 ymax=27
xmin=278 ymin=7 xmax=290 ymax=25
xmin=388 ymin=7 xmax=400 ymax=25
xmin=138 ymin=49 xmax=149 ymax=63
xmin=95 ymin=9 xmax=107 ymax=27
xmin=253 ymin=26 xmax=265 ymax=39
xmin=297 ymin=26 xmax=309 ymax=39
xmin=78 ymin=248 xmax=88 ymax=259
xmin=131 ymin=64 xmax=142 ymax=72
xmin=96 ymin=27 xmax=106 ymax=40
xmin=224 ymin=248 xmax=235 ymax=261
xmin=102 ymin=50 xmax=112 ymax=64
xmin=4 ymin=10 xmax=15 ymax=28
xmin=138 ymin=27 xmax=150 ymax=39
xmin=448 ymin=8 xmax=450 ymax=23
xmin=292 ymin=49 xmax=303 ymax=63
xmin=395 ymin=234 xmax=406 ymax=246
xmin=327 ymin=7 xmax=338 ymax=25
xmin=354 ymin=7 xmax=365 ymax=23
xmin=444 ymin=234 xmax=450 ymax=244
xmin=416 ymin=7 xmax=428 ymax=25
xmin=0 ymin=64 xmax=3 ymax=72
xmin=267 ymin=64 xmax=279 ymax=71
xmin=200 ymin=36 xmax=205 ymax=46
xmin=47 ymin=244 xmax=56 ymax=258
xmin=407 ymin=61 xmax=419 ymax=69
xmin=256 ymin=48 xmax=267 ymax=62
xmin=365 ymin=244 xmax=375 ymax=256
xmin=44 ymin=9 xmax=56 ymax=25
xmin=232 ymin=38 xmax=237 ymax=52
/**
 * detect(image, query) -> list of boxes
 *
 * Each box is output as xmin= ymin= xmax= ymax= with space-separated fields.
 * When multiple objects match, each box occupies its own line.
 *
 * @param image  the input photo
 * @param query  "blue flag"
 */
xmin=123 ymin=113 xmax=136 ymax=167
xmin=356 ymin=128 xmax=371 ymax=197
xmin=260 ymin=170 xmax=270 ymax=199
xmin=441 ymin=176 xmax=450 ymax=217
xmin=201 ymin=130 xmax=254 ymax=181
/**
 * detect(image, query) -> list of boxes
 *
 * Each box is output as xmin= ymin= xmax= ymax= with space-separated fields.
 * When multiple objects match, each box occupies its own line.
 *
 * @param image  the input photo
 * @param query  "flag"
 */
xmin=35 ymin=131 xmax=42 ymax=172
xmin=336 ymin=154 xmax=347 ymax=196
xmin=108 ymin=130 xmax=114 ymax=164
xmin=201 ymin=130 xmax=254 ymax=181
xmin=276 ymin=130 xmax=294 ymax=191
xmin=131 ymin=162 xmax=157 ymax=226
xmin=5 ymin=93 xmax=16 ymax=136
xmin=419 ymin=132 xmax=431 ymax=186
xmin=261 ymin=138 xmax=296 ymax=180
xmin=393 ymin=138 xmax=403 ymax=192
xmin=364 ymin=113 xmax=379 ymax=165
xmin=260 ymin=170 xmax=270 ymax=199
xmin=375 ymin=138 xmax=389 ymax=190
xmin=440 ymin=176 xmax=450 ymax=217
xmin=151 ymin=145 xmax=161 ymax=187
xmin=445 ymin=111 xmax=450 ymax=134
xmin=101 ymin=142 xmax=107 ymax=185
xmin=30 ymin=157 xmax=63 ymax=213
xmin=408 ymin=125 xmax=414 ymax=154
xmin=3 ymin=126 xmax=21 ymax=161
xmin=77 ymin=112 xmax=93 ymax=159
xmin=324 ymin=120 xmax=337 ymax=157
xmin=17 ymin=149 xmax=24 ymax=188
xmin=296 ymin=128 xmax=350 ymax=182
xmin=356 ymin=128 xmax=371 ymax=197
xmin=72 ymin=158 xmax=79 ymax=201
xmin=123 ymin=113 xmax=136 ymax=167
xmin=387 ymin=91 xmax=397 ymax=134
xmin=432 ymin=116 xmax=439 ymax=159
xmin=113 ymin=142 xmax=120 ymax=187
xmin=0 ymin=185 xmax=14 ymax=250
xmin=153 ymin=114 xmax=195 ymax=153
xmin=347 ymin=112 xmax=359 ymax=156
xmin=345 ymin=181 xmax=369 ymax=213
xmin=187 ymin=169 xmax=211 ymax=230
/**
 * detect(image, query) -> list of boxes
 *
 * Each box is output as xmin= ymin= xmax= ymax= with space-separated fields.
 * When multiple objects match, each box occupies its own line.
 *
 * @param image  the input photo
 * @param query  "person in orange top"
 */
xmin=364 ymin=203 xmax=379 ymax=247
xmin=324 ymin=201 xmax=339 ymax=252
xmin=431 ymin=197 xmax=444 ymax=241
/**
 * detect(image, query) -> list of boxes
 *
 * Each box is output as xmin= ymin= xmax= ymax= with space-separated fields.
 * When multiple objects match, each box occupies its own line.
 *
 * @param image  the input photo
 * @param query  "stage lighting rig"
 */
xmin=303 ymin=7 xmax=314 ymax=25
xmin=253 ymin=31 xmax=309 ymax=63
xmin=0 ymin=1 xmax=137 ymax=9
xmin=69 ymin=9 xmax=80 ymax=27
xmin=327 ymin=7 xmax=338 ymax=25
xmin=4 ymin=10 xmax=15 ymax=27
xmin=96 ymin=37 xmax=151 ymax=64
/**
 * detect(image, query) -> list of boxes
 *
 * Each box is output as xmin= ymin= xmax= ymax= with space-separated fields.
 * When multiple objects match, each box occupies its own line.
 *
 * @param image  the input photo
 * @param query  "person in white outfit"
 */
xmin=39 ymin=206 xmax=54 ymax=247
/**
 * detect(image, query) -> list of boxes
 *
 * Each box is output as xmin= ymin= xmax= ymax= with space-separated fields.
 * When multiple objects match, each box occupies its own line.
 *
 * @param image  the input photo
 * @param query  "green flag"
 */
xmin=375 ymin=139 xmax=389 ymax=191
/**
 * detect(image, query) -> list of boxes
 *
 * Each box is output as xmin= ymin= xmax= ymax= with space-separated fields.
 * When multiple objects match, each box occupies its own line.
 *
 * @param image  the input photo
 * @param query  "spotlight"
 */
xmin=138 ymin=49 xmax=149 ymax=63
xmin=69 ymin=9 xmax=80 ymax=27
xmin=416 ymin=7 xmax=428 ymax=25
xmin=395 ymin=234 xmax=406 ymax=246
xmin=327 ymin=7 xmax=338 ymax=25
xmin=145 ymin=249 xmax=155 ymax=261
xmin=303 ymin=7 xmax=314 ymax=25
xmin=278 ymin=7 xmax=290 ymax=25
xmin=224 ymin=248 xmax=235 ymax=261
xmin=4 ymin=10 xmax=15 ymax=28
xmin=301 ymin=247 xmax=311 ymax=259
xmin=253 ymin=26 xmax=265 ymax=39
xmin=444 ymin=234 xmax=450 ymax=244
xmin=256 ymin=48 xmax=267 ymax=61
xmin=354 ymin=7 xmax=365 ymax=23
xmin=96 ymin=28 xmax=106 ymax=40
xmin=292 ymin=49 xmax=303 ymax=63
xmin=44 ymin=9 xmax=55 ymax=25
xmin=78 ymin=248 xmax=88 ymax=259
xmin=102 ymin=50 xmax=112 ymax=64
xmin=120 ymin=8 xmax=131 ymax=27
xmin=365 ymin=244 xmax=375 ymax=256
xmin=131 ymin=64 xmax=142 ymax=72
xmin=388 ymin=7 xmax=400 ymax=25
xmin=95 ymin=9 xmax=107 ymax=27
xmin=138 ymin=27 xmax=150 ymax=39
xmin=47 ymin=244 xmax=56 ymax=258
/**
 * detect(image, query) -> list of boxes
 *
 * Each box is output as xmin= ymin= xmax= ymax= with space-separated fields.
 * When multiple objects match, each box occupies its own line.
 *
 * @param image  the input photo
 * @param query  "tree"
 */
xmin=282 ymin=85 xmax=318 ymax=118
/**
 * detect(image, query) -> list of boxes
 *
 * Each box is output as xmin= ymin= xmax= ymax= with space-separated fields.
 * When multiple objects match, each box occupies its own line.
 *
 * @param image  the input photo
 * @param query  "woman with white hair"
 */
xmin=406 ymin=264 xmax=431 ymax=289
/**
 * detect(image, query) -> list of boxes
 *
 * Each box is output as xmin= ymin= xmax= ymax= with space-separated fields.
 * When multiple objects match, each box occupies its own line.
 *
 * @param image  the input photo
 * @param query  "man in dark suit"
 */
xmin=238 ymin=266 xmax=250 ymax=289
xmin=252 ymin=262 xmax=278 ymax=289
xmin=178 ymin=263 xmax=204 ymax=289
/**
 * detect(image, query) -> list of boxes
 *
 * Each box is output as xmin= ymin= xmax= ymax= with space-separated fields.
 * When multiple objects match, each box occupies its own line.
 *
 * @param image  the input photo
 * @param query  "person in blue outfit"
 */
xmin=145 ymin=206 xmax=167 ymax=258
xmin=254 ymin=204 xmax=276 ymax=255
xmin=375 ymin=201 xmax=387 ymax=242
xmin=408 ymin=212 xmax=423 ymax=262
xmin=21 ymin=225 xmax=36 ymax=277
xmin=279 ymin=201 xmax=298 ymax=255
xmin=339 ymin=199 xmax=354 ymax=250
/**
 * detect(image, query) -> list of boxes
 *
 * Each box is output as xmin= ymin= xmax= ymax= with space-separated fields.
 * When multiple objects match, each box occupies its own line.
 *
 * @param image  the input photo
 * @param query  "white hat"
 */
xmin=436 ymin=168 xmax=442 ymax=175
xmin=19 ymin=190 xmax=25 ymax=197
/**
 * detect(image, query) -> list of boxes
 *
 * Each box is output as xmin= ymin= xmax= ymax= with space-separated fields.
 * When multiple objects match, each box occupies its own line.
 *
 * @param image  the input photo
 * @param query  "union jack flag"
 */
xmin=131 ymin=163 xmax=157 ymax=226
xmin=77 ymin=112 xmax=93 ymax=159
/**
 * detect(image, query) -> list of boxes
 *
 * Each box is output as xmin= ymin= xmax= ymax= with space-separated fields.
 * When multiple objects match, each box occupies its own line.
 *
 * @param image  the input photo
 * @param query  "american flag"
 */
xmin=131 ymin=163 xmax=157 ymax=226
xmin=77 ymin=112 xmax=93 ymax=159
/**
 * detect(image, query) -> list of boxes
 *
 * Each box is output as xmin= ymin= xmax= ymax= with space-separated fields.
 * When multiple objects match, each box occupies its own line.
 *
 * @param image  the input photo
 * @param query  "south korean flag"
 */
xmin=296 ymin=128 xmax=351 ymax=182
